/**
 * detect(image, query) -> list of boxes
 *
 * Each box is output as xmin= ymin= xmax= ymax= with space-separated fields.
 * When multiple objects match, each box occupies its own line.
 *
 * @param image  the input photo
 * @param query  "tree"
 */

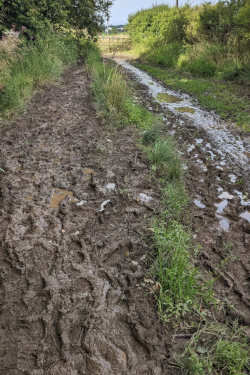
xmin=0 ymin=0 xmax=113 ymax=36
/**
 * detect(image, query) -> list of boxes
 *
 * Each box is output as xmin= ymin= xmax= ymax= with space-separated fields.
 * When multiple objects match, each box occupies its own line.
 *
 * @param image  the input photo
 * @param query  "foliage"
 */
xmin=0 ymin=0 xmax=113 ymax=36
xmin=127 ymin=1 xmax=250 ymax=82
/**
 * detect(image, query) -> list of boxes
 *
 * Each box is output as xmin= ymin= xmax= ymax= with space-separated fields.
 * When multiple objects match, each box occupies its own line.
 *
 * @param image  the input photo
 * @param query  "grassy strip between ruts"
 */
xmin=0 ymin=32 xmax=79 ymax=126
xmin=134 ymin=63 xmax=250 ymax=132
xmin=85 ymin=47 xmax=249 ymax=374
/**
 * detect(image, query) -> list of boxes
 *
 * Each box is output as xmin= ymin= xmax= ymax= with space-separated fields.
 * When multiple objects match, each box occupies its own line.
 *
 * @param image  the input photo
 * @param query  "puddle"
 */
xmin=215 ymin=199 xmax=228 ymax=214
xmin=100 ymin=199 xmax=110 ymax=212
xmin=76 ymin=200 xmax=87 ymax=206
xmin=187 ymin=144 xmax=195 ymax=153
xmin=207 ymin=150 xmax=216 ymax=160
xmin=156 ymin=93 xmax=181 ymax=103
xmin=216 ymin=214 xmax=230 ymax=231
xmin=229 ymin=174 xmax=237 ymax=183
xmin=50 ymin=188 xmax=73 ymax=208
xmin=175 ymin=106 xmax=195 ymax=114
xmin=234 ymin=190 xmax=250 ymax=206
xmin=138 ymin=193 xmax=152 ymax=203
xmin=240 ymin=211 xmax=250 ymax=223
xmin=115 ymin=60 xmax=250 ymax=170
xmin=106 ymin=183 xmax=116 ymax=191
xmin=195 ymin=139 xmax=203 ymax=145
xmin=194 ymin=199 xmax=206 ymax=209
xmin=218 ymin=192 xmax=234 ymax=200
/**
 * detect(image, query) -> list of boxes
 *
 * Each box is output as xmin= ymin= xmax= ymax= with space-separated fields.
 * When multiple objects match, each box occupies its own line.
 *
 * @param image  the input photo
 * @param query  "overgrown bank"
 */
xmin=126 ymin=1 xmax=250 ymax=131
xmin=85 ymin=47 xmax=250 ymax=374
xmin=0 ymin=31 xmax=80 ymax=124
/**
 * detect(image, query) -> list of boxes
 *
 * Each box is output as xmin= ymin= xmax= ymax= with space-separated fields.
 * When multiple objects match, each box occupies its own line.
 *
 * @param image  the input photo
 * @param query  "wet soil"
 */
xmin=116 ymin=62 xmax=250 ymax=326
xmin=0 ymin=65 xmax=180 ymax=374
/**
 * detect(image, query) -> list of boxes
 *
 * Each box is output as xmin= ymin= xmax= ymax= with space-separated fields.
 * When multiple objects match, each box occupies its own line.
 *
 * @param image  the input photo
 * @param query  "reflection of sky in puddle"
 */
xmin=216 ymin=214 xmax=230 ymax=231
xmin=234 ymin=190 xmax=250 ymax=206
xmin=187 ymin=144 xmax=195 ymax=153
xmin=229 ymin=174 xmax=237 ymax=183
xmin=194 ymin=199 xmax=206 ymax=209
xmin=195 ymin=139 xmax=203 ymax=145
xmin=218 ymin=191 xmax=234 ymax=200
xmin=240 ymin=211 xmax=250 ymax=223
xmin=215 ymin=199 xmax=228 ymax=214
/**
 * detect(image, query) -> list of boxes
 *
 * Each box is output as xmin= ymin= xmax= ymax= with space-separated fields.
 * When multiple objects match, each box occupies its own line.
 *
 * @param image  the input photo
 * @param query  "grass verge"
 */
xmin=0 ymin=32 xmax=79 ymax=124
xmin=135 ymin=63 xmax=250 ymax=132
xmin=85 ymin=46 xmax=249 ymax=374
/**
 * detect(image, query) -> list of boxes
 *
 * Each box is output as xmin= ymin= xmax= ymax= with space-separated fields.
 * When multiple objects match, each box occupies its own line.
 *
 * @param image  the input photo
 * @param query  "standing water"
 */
xmin=115 ymin=60 xmax=249 ymax=172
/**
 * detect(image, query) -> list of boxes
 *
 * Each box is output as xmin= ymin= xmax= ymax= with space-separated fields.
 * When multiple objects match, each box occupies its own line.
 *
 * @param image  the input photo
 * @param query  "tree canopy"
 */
xmin=0 ymin=0 xmax=113 ymax=36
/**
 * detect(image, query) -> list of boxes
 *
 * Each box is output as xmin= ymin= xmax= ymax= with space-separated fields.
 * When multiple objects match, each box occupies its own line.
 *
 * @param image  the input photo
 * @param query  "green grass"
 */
xmin=0 ymin=32 xmax=79 ymax=123
xmin=86 ymin=48 xmax=155 ymax=130
xmin=178 ymin=323 xmax=250 ymax=375
xmin=135 ymin=63 xmax=250 ymax=131
xmin=147 ymin=138 xmax=182 ymax=181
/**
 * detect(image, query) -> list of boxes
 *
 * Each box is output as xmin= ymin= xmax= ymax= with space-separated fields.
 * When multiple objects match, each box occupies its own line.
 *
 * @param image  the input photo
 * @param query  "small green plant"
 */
xmin=178 ymin=323 xmax=250 ymax=375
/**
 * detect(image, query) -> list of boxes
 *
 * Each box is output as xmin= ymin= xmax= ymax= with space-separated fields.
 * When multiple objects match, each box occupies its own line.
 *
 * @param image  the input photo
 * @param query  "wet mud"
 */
xmin=0 ymin=66 xmax=179 ymax=374
xmin=116 ymin=60 xmax=250 ymax=326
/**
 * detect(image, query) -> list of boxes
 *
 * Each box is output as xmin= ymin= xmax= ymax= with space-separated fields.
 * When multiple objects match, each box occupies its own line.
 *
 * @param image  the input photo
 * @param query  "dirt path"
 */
xmin=115 ymin=61 xmax=250 ymax=326
xmin=0 ymin=65 xmax=177 ymax=375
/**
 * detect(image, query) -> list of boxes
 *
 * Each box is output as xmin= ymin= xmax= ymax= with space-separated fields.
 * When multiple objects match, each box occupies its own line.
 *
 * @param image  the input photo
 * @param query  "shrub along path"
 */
xmin=0 ymin=64 xmax=182 ymax=374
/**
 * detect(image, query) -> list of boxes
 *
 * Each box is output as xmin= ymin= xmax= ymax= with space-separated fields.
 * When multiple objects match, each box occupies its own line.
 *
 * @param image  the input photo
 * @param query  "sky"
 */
xmin=109 ymin=0 xmax=214 ymax=25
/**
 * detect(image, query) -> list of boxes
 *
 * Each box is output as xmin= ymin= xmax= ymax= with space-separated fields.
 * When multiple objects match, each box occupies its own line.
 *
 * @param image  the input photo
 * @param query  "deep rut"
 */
xmin=0 ymin=66 xmax=174 ymax=374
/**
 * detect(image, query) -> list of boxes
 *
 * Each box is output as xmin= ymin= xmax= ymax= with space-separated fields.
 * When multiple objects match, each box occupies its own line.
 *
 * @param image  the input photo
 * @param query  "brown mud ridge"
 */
xmin=0 ymin=65 xmax=183 ymax=374
xmin=119 ymin=64 xmax=250 ymax=326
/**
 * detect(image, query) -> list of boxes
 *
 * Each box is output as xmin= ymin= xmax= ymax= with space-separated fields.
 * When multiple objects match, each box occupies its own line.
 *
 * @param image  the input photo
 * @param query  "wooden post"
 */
xmin=176 ymin=0 xmax=178 ymax=7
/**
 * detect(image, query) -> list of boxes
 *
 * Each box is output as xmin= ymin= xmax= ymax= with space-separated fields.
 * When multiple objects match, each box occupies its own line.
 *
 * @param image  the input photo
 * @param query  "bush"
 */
xmin=141 ymin=43 xmax=183 ymax=68
xmin=127 ymin=1 xmax=250 ymax=82
xmin=178 ymin=55 xmax=216 ymax=77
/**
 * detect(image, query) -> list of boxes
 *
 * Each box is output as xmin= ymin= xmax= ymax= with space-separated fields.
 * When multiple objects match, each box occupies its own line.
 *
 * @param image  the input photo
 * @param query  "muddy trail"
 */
xmin=114 ymin=59 xmax=250 ymax=326
xmin=0 ymin=65 xmax=179 ymax=375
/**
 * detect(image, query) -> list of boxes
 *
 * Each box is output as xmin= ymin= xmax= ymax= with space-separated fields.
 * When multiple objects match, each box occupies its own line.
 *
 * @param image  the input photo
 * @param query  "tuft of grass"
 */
xmin=147 ymin=138 xmax=182 ymax=181
xmin=151 ymin=221 xmax=208 ymax=320
xmin=86 ymin=49 xmax=155 ymax=129
xmin=178 ymin=323 xmax=250 ymax=375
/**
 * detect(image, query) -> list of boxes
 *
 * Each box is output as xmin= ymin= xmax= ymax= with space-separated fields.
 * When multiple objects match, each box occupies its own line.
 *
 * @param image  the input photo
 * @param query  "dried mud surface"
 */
xmin=120 ymin=64 xmax=250 ymax=326
xmin=0 ymin=66 xmax=178 ymax=375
